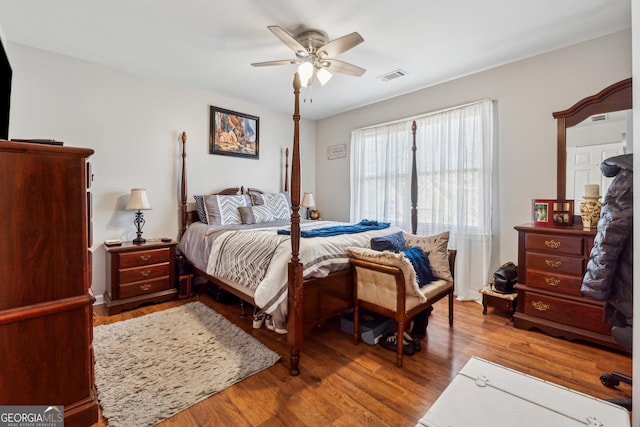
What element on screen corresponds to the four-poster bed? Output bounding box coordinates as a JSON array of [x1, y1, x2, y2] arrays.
[[177, 74, 425, 375]]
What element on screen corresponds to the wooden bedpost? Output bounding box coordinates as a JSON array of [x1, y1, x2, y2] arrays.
[[180, 131, 188, 239], [284, 147, 289, 192], [287, 73, 303, 376], [410, 121, 418, 234]]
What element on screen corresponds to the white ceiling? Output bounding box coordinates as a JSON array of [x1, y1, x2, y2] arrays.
[[0, 0, 631, 120]]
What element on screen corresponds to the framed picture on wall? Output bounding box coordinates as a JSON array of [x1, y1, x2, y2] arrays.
[[209, 106, 259, 159]]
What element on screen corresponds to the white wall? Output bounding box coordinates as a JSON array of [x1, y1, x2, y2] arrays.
[[7, 42, 316, 303], [316, 29, 631, 274]]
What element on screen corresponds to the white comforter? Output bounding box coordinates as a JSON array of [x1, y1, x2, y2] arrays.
[[178, 220, 403, 323]]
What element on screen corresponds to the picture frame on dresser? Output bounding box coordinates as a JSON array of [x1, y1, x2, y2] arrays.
[[532, 199, 574, 226]]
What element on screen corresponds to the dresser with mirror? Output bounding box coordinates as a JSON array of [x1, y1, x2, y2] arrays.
[[513, 78, 632, 350]]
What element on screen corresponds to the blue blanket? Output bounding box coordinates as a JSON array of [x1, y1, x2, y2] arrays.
[[277, 219, 390, 238]]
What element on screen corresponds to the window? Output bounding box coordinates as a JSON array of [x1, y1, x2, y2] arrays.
[[350, 99, 496, 300]]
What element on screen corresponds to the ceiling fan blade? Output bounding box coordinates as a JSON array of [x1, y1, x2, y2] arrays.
[[317, 32, 364, 58], [267, 25, 309, 58], [324, 59, 366, 77], [251, 59, 300, 67]]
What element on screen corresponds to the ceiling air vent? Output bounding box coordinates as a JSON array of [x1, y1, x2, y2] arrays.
[[591, 114, 607, 122], [378, 69, 408, 82]]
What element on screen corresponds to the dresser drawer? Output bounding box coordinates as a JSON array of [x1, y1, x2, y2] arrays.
[[525, 252, 584, 276], [119, 262, 170, 284], [119, 248, 171, 268], [521, 292, 611, 335], [525, 234, 584, 256], [119, 276, 172, 299], [524, 270, 583, 296]]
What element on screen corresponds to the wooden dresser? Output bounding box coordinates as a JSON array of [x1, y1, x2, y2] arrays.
[[0, 141, 99, 425], [513, 223, 620, 350], [104, 240, 177, 314]]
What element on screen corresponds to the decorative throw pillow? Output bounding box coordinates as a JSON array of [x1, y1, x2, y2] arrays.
[[252, 205, 275, 223], [403, 246, 435, 287], [238, 206, 255, 224], [203, 194, 248, 225], [249, 191, 264, 206], [260, 193, 291, 220], [238, 205, 274, 224], [403, 231, 452, 282], [371, 231, 407, 253], [193, 195, 208, 224]]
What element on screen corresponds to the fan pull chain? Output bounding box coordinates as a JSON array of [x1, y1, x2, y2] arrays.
[[303, 85, 313, 103]]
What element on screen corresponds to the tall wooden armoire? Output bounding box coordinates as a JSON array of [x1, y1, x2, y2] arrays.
[[0, 140, 99, 426]]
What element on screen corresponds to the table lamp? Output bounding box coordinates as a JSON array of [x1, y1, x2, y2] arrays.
[[126, 188, 151, 243], [301, 192, 315, 220]]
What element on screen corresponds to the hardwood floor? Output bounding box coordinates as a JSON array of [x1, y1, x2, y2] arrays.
[[92, 289, 632, 426]]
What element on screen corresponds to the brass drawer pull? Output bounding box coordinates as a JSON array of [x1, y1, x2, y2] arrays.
[[531, 300, 550, 311], [139, 255, 152, 261], [544, 239, 561, 249], [139, 283, 151, 291], [545, 277, 560, 286], [545, 259, 562, 269], [140, 269, 151, 277]]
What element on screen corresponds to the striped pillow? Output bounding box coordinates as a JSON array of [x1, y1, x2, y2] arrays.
[[203, 194, 249, 225], [261, 193, 291, 220], [238, 205, 274, 224], [252, 205, 275, 223], [193, 195, 208, 224]]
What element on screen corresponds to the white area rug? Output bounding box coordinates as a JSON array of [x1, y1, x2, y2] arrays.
[[93, 302, 280, 427]]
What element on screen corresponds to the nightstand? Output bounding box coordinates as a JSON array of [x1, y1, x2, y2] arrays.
[[104, 240, 178, 315]]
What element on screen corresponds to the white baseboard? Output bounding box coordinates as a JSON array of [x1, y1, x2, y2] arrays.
[[93, 293, 105, 306]]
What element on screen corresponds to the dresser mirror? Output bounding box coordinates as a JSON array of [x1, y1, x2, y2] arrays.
[[553, 78, 632, 206]]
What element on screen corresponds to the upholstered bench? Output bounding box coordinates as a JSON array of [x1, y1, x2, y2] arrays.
[[347, 245, 456, 367]]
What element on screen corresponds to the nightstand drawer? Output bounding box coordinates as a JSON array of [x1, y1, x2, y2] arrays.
[[525, 252, 584, 276], [119, 262, 170, 284], [521, 292, 610, 335], [525, 234, 584, 256], [119, 276, 172, 299], [119, 248, 171, 268]]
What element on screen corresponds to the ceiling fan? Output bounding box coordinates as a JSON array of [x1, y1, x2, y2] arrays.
[[251, 25, 365, 87]]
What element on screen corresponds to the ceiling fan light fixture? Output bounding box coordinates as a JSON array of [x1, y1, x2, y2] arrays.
[[298, 61, 314, 87], [254, 25, 365, 87], [316, 67, 332, 85]]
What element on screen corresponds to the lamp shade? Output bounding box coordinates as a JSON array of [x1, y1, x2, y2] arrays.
[[301, 192, 315, 208], [125, 188, 151, 211], [316, 67, 332, 85], [298, 62, 314, 87]]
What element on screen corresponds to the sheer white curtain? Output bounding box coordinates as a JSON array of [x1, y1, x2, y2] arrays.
[[350, 100, 497, 300]]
